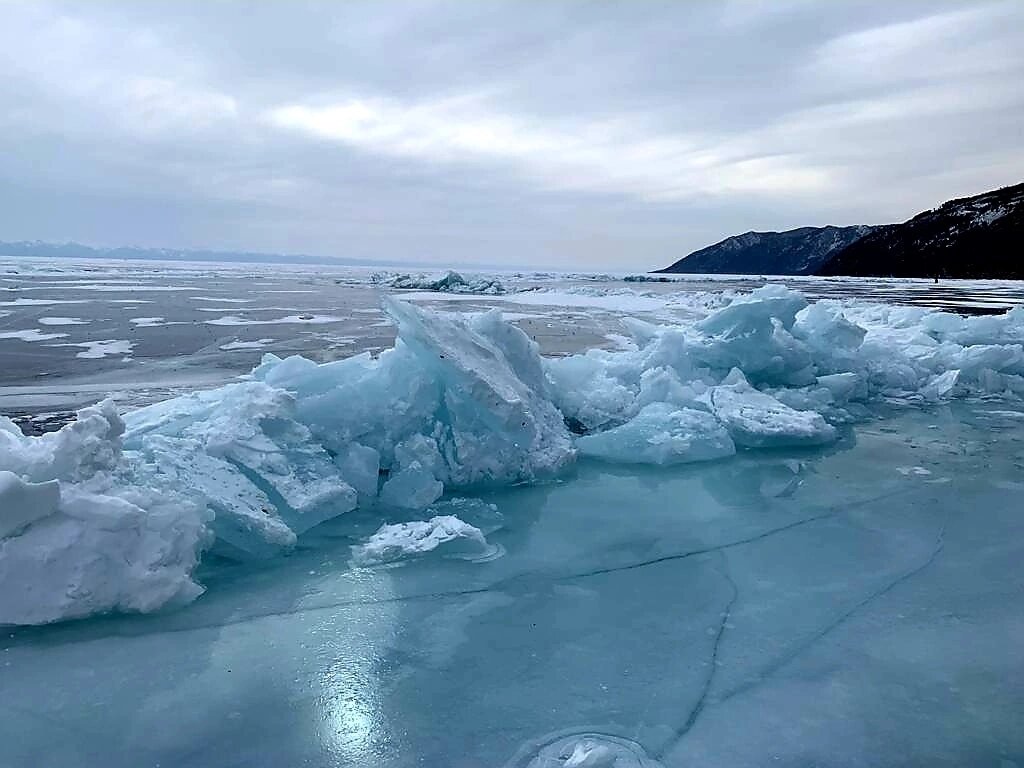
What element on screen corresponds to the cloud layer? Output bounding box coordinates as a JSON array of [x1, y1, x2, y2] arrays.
[[2, 0, 1022, 268]]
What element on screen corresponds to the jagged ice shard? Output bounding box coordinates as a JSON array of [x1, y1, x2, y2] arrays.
[[3, 283, 1024, 766]]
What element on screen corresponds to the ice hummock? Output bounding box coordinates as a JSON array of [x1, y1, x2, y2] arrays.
[[371, 269, 506, 295], [3, 286, 1024, 625]]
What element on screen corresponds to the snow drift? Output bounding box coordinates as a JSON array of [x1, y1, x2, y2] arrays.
[[3, 286, 1024, 625]]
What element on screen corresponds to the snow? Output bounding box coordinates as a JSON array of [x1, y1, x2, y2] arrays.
[[129, 316, 167, 327], [0, 297, 89, 306], [57, 339, 136, 359], [0, 402, 208, 625], [350, 515, 493, 565], [37, 316, 88, 325], [219, 338, 275, 350], [204, 313, 347, 326], [0, 329, 69, 342]]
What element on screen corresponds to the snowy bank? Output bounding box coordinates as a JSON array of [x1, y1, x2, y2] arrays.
[[3, 286, 1024, 625]]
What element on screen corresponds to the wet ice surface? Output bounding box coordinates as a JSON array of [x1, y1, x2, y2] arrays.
[[3, 258, 1024, 767], [3, 403, 1023, 767]]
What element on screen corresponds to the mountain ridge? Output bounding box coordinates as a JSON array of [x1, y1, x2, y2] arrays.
[[656, 224, 877, 276], [817, 182, 1024, 279]]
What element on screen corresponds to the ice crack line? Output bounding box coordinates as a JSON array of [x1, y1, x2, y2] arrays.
[[654, 555, 739, 760], [559, 487, 912, 583], [649, 525, 945, 762], [559, 512, 835, 583], [717, 525, 947, 708]]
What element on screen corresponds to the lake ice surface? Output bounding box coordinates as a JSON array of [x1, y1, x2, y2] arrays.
[[1, 259, 1023, 767]]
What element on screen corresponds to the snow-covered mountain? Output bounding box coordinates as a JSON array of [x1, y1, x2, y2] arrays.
[[656, 225, 876, 276], [818, 182, 1024, 278]]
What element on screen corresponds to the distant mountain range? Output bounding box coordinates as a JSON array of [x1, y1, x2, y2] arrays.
[[0, 240, 375, 267], [656, 225, 876, 276], [658, 182, 1023, 279], [818, 182, 1024, 279]]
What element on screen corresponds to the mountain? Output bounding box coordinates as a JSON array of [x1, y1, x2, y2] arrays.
[[656, 225, 876, 276], [817, 182, 1024, 279], [0, 240, 378, 267]]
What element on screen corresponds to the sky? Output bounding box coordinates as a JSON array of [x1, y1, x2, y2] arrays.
[[1, 1, 1023, 270]]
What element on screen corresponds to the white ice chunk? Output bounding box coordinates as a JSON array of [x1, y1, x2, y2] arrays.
[[577, 403, 735, 465], [351, 515, 492, 566], [0, 485, 207, 626]]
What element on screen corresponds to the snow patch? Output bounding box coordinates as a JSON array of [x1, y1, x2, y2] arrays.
[[38, 316, 88, 326], [205, 314, 347, 326], [219, 338, 275, 351], [0, 329, 69, 342]]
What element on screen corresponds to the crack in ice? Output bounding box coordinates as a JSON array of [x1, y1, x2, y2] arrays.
[[654, 555, 739, 760]]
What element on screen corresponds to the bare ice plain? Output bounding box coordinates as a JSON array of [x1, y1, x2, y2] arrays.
[[1, 258, 1023, 768]]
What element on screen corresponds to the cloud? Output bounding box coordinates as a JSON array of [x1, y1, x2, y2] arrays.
[[0, 0, 1022, 267], [268, 95, 833, 202]]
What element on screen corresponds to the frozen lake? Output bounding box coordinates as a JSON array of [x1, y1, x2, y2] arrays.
[[2, 258, 1023, 767], [3, 257, 1023, 428]]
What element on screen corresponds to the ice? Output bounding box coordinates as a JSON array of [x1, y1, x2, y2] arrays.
[[372, 269, 506, 295], [0, 401, 209, 625], [576, 403, 735, 465], [708, 373, 837, 448], [3, 285, 1024, 636], [507, 733, 664, 767], [0, 471, 60, 538], [350, 515, 493, 566], [380, 463, 444, 509]]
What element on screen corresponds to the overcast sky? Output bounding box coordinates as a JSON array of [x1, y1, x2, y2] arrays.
[[1, 1, 1022, 269]]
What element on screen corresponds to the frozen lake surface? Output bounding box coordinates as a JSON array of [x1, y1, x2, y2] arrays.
[[4, 257, 1024, 426], [2, 258, 1023, 767]]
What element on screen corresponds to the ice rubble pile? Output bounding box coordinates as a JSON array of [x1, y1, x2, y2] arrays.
[[371, 269, 506, 295], [550, 285, 1024, 463], [0, 297, 571, 624], [3, 286, 1024, 625]]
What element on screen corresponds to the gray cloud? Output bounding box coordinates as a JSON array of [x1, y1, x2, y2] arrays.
[[1, 0, 1022, 268]]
